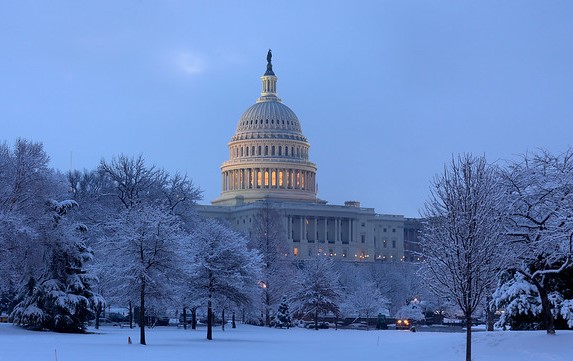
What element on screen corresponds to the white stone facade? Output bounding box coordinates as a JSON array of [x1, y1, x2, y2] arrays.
[[201, 52, 409, 262]]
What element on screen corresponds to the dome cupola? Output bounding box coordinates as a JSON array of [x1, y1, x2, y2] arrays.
[[212, 50, 320, 206]]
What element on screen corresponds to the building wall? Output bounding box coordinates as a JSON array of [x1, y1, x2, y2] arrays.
[[197, 201, 405, 263]]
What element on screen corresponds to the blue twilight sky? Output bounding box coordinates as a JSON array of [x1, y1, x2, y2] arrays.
[[1, 1, 572, 217]]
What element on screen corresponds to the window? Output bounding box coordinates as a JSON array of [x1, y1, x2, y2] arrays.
[[361, 222, 365, 227], [392, 228, 396, 233], [383, 240, 387, 248], [383, 228, 387, 232], [361, 235, 365, 243], [293, 247, 298, 257], [392, 240, 396, 248]]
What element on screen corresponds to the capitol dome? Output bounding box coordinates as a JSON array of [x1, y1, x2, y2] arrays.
[[212, 50, 320, 206]]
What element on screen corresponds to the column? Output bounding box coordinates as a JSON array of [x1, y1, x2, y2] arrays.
[[334, 218, 338, 243], [314, 217, 318, 242]]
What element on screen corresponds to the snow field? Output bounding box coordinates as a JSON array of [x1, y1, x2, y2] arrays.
[[1, 323, 572, 361]]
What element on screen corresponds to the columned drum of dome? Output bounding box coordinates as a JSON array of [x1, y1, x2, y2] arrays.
[[212, 51, 321, 206]]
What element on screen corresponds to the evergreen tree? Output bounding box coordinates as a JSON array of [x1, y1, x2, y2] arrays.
[[274, 296, 291, 328], [11, 200, 104, 332]]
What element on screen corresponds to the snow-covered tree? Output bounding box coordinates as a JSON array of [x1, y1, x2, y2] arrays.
[[274, 296, 291, 328], [93, 155, 201, 344], [188, 218, 262, 340], [0, 139, 57, 296], [344, 281, 389, 330], [394, 299, 425, 323], [496, 149, 573, 334], [101, 204, 186, 344], [11, 200, 103, 332], [248, 201, 295, 326], [422, 154, 507, 361], [291, 257, 343, 330]]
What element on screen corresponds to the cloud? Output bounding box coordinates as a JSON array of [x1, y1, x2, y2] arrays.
[[174, 51, 205, 75]]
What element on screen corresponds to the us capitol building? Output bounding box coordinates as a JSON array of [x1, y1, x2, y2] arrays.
[[198, 51, 420, 262]]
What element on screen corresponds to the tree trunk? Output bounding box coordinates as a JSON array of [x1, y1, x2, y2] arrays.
[[95, 305, 101, 330], [486, 295, 495, 332], [183, 306, 187, 330], [221, 309, 225, 331], [128, 300, 133, 329], [265, 289, 271, 327], [191, 308, 197, 330], [536, 281, 556, 335], [207, 299, 213, 340], [232, 312, 236, 328], [314, 309, 319, 330], [140, 283, 146, 345], [465, 313, 472, 361]]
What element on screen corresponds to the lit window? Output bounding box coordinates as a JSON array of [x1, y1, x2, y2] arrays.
[[293, 247, 298, 256]]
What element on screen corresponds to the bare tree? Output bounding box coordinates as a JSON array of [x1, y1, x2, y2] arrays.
[[189, 218, 262, 340], [102, 204, 186, 344], [249, 201, 294, 326], [343, 280, 389, 330], [421, 154, 506, 361], [291, 257, 343, 330], [95, 155, 200, 344]]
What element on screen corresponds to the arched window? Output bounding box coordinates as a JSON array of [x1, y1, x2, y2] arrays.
[[278, 146, 282, 156], [240, 147, 243, 157], [265, 146, 269, 155], [285, 147, 289, 156], [246, 147, 249, 156], [271, 146, 275, 156], [258, 146, 262, 156]]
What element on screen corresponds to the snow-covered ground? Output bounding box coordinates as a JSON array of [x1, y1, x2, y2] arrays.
[[0, 323, 571, 361]]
